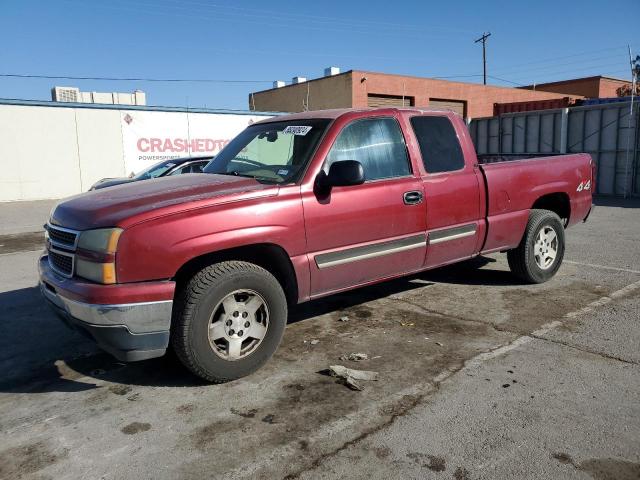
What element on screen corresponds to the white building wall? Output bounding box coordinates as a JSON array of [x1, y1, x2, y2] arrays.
[[75, 108, 126, 190], [0, 102, 273, 202], [0, 105, 82, 201]]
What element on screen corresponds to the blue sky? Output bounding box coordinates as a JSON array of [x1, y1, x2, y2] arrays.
[[1, 0, 637, 110]]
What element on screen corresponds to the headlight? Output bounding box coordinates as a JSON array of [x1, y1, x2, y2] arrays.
[[76, 228, 122, 284], [78, 228, 122, 254]]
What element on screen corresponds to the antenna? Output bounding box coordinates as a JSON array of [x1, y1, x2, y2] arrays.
[[474, 32, 492, 85]]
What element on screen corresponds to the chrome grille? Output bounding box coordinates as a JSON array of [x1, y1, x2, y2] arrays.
[[46, 224, 79, 249], [48, 248, 74, 277], [46, 223, 79, 277]]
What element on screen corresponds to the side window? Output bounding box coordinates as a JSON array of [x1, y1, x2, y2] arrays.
[[410, 116, 465, 174], [191, 162, 205, 173], [325, 118, 410, 181], [168, 164, 192, 176]]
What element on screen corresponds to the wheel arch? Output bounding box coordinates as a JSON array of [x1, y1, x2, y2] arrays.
[[531, 192, 571, 226], [173, 243, 299, 306]]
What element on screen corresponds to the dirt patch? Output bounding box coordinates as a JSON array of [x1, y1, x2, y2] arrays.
[[0, 231, 44, 254], [407, 452, 446, 472], [121, 422, 151, 435], [501, 281, 606, 333], [579, 458, 640, 480], [453, 466, 471, 479], [552, 452, 574, 464], [109, 384, 132, 396], [177, 404, 194, 414], [192, 419, 251, 450], [373, 446, 391, 459], [230, 408, 257, 418], [552, 453, 640, 480], [0, 440, 68, 479]]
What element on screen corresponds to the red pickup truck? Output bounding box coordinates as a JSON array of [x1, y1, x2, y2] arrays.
[[40, 107, 593, 382]]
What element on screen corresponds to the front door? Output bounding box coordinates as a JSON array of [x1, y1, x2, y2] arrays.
[[302, 116, 427, 297]]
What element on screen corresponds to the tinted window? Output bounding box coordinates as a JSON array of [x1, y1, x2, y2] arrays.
[[191, 162, 206, 173], [325, 118, 410, 181], [410, 116, 465, 173]]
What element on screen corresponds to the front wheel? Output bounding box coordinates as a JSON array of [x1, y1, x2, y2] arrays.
[[171, 261, 287, 383], [507, 209, 565, 284]]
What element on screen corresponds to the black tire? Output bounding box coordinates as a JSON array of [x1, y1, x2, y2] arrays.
[[507, 209, 565, 284], [171, 261, 287, 383]]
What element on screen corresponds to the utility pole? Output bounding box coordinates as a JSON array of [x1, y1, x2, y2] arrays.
[[475, 32, 491, 85], [623, 45, 639, 198]]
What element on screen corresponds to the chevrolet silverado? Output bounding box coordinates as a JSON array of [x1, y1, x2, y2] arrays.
[[39, 107, 594, 382]]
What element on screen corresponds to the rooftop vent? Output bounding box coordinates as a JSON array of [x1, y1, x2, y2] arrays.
[[324, 66, 340, 77], [292, 76, 307, 84], [273, 80, 286, 88], [52, 86, 80, 102]]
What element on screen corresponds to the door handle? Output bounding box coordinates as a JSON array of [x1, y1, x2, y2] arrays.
[[403, 191, 423, 205]]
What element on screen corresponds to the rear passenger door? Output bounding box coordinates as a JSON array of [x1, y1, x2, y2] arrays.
[[410, 115, 482, 268], [303, 116, 427, 296]]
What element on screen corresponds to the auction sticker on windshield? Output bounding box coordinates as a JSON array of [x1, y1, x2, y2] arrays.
[[283, 126, 312, 136]]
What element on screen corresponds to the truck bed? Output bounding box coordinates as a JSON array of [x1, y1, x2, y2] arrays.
[[478, 153, 593, 253]]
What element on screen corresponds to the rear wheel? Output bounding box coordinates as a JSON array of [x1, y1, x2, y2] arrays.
[[171, 261, 287, 383], [507, 209, 565, 284]]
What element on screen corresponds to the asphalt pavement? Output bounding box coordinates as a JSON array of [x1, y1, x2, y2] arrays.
[[0, 199, 638, 480]]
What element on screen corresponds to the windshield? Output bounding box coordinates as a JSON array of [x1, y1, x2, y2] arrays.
[[134, 159, 180, 180], [204, 119, 331, 184]]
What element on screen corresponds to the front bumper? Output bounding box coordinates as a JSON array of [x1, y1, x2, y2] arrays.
[[39, 255, 174, 362]]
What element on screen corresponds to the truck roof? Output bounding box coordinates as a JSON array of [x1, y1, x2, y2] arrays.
[[254, 107, 458, 124]]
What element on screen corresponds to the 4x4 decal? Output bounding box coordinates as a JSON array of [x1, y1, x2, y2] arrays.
[[577, 180, 591, 192]]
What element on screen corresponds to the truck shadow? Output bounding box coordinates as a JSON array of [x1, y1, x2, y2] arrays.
[[0, 255, 514, 392]]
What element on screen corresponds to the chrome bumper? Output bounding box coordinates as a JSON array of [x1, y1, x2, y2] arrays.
[[40, 282, 172, 362], [40, 282, 173, 334]]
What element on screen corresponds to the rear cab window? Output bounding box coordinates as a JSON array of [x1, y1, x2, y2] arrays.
[[410, 116, 465, 174]]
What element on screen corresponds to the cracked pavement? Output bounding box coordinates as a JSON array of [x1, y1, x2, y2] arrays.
[[0, 198, 639, 479]]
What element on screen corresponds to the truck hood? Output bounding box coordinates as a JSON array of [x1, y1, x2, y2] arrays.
[[51, 174, 278, 230]]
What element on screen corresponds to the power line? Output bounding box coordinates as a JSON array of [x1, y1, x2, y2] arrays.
[[504, 61, 631, 82], [57, 0, 460, 40], [144, 0, 470, 33], [491, 52, 628, 77], [493, 45, 627, 70], [487, 76, 525, 86], [0, 74, 272, 84]]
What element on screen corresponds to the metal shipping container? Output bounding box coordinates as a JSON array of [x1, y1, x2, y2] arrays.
[[493, 97, 573, 116], [469, 101, 639, 197]]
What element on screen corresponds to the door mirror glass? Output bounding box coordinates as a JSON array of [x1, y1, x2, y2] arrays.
[[317, 160, 365, 190]]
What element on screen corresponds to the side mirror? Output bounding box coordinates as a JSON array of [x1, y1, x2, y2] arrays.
[[316, 160, 365, 191]]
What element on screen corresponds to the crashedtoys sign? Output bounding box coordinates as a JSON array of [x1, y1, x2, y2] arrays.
[[121, 110, 271, 175]]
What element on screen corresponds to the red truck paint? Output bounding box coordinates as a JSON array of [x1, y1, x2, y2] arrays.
[[40, 107, 593, 363]]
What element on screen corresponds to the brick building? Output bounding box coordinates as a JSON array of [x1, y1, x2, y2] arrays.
[[249, 69, 581, 118], [520, 75, 631, 98]]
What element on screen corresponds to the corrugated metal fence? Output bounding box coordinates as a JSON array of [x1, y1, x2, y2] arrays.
[[469, 101, 640, 196]]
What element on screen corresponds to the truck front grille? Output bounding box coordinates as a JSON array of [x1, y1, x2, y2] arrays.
[[48, 248, 74, 277], [46, 224, 79, 249], [46, 223, 79, 278]]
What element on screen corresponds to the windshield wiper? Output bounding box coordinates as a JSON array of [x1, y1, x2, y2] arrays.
[[212, 171, 276, 184]]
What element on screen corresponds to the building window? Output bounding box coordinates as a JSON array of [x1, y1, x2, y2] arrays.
[[367, 94, 414, 108], [325, 118, 411, 181]]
